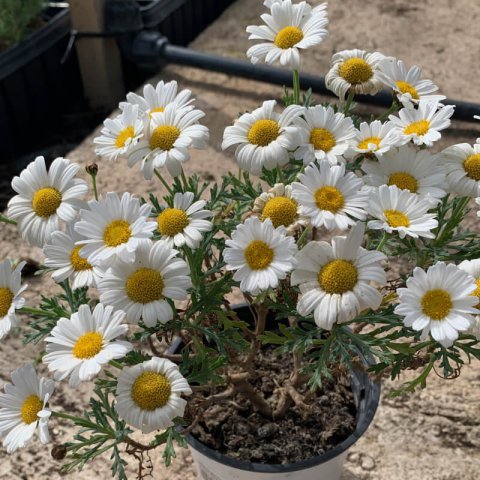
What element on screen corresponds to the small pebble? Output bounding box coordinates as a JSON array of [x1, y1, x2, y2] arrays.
[[360, 454, 376, 471]]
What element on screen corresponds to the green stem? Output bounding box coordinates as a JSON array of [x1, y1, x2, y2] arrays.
[[377, 101, 398, 121], [154, 169, 173, 196], [90, 174, 98, 201], [292, 69, 301, 105], [0, 214, 16, 225], [61, 279, 75, 311], [376, 232, 388, 251], [19, 306, 65, 319], [52, 412, 113, 437], [343, 90, 355, 115], [276, 165, 286, 183], [109, 359, 123, 369], [181, 169, 189, 192]]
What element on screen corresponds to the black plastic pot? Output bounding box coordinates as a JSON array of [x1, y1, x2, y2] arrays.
[[174, 304, 381, 479], [0, 6, 85, 167]]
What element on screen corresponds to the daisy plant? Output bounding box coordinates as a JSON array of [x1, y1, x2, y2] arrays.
[[1, 1, 480, 479]]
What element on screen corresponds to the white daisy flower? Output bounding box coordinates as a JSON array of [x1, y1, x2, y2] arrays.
[[43, 303, 132, 388], [389, 100, 454, 147], [246, 0, 328, 69], [251, 183, 309, 234], [121, 80, 193, 118], [7, 156, 88, 247], [367, 185, 438, 239], [0, 364, 54, 453], [74, 192, 157, 267], [458, 259, 480, 339], [127, 104, 209, 179], [0, 259, 27, 340], [347, 120, 401, 157], [441, 143, 480, 197], [43, 222, 103, 290], [291, 223, 386, 329], [94, 103, 144, 161], [362, 145, 447, 204], [157, 192, 213, 249], [291, 161, 369, 231], [222, 100, 304, 175], [377, 58, 446, 109], [224, 216, 297, 295], [293, 105, 356, 165], [395, 262, 477, 348], [325, 49, 386, 101], [115, 357, 192, 433], [98, 241, 191, 327]]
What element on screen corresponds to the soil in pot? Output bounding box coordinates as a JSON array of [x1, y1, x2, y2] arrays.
[[190, 346, 357, 464]]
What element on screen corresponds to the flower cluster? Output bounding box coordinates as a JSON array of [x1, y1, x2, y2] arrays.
[[0, 0, 479, 477]]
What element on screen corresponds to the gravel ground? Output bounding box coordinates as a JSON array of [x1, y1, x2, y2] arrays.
[[1, 0, 480, 479]]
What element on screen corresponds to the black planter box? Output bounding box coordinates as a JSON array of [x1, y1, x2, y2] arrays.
[[0, 7, 85, 167]]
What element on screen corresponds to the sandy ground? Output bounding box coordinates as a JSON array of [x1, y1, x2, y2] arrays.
[[1, 0, 480, 478]]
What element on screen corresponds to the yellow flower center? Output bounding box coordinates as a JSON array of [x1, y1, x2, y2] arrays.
[[274, 26, 304, 49], [115, 126, 135, 148], [338, 57, 373, 84], [131, 371, 171, 410], [72, 331, 103, 359], [384, 209, 410, 228], [157, 208, 189, 236], [21, 395, 43, 425], [247, 119, 280, 147], [32, 187, 62, 218], [387, 172, 418, 193], [244, 240, 274, 270], [149, 106, 165, 117], [357, 136, 382, 151], [396, 81, 419, 100], [103, 220, 132, 247], [404, 119, 430, 136], [261, 196, 298, 228], [0, 287, 14, 317], [310, 128, 336, 152], [318, 259, 358, 294], [472, 278, 480, 309], [421, 289, 452, 320], [463, 154, 480, 181], [70, 245, 92, 271], [125, 268, 164, 304], [150, 125, 181, 151], [314, 186, 344, 213]]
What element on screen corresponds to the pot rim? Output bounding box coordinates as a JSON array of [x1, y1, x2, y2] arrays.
[[184, 304, 381, 473]]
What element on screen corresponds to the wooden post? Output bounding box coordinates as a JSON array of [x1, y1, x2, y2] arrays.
[[69, 0, 125, 110]]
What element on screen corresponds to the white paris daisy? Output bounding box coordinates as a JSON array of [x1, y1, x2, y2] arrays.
[[441, 143, 480, 197], [389, 100, 454, 147], [94, 103, 144, 161], [156, 192, 213, 249], [325, 49, 386, 101], [347, 120, 401, 157], [291, 223, 386, 329], [251, 183, 309, 234], [224, 216, 297, 295], [0, 259, 27, 340], [293, 105, 356, 165], [458, 259, 480, 337], [121, 80, 193, 117], [367, 185, 438, 239], [362, 145, 447, 204], [75, 192, 157, 267], [44, 223, 103, 290], [43, 303, 132, 388], [377, 58, 446, 109], [7, 156, 88, 247], [395, 262, 477, 348], [291, 161, 369, 231], [115, 357, 192, 433], [0, 364, 55, 453], [98, 241, 191, 327], [246, 0, 328, 69], [127, 104, 209, 179], [222, 100, 304, 175]]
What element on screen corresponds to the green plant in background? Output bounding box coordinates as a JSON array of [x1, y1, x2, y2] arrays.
[[0, 0, 44, 50]]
